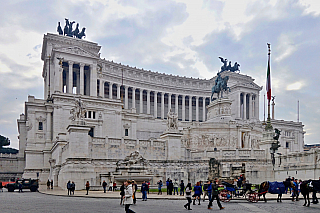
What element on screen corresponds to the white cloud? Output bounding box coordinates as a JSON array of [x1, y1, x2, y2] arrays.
[[299, 0, 320, 16], [275, 34, 298, 62], [286, 81, 303, 90]]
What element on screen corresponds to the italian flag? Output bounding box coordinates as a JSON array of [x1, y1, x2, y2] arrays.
[[266, 58, 271, 101]]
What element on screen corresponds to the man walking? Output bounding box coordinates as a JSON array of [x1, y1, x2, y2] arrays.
[[173, 179, 179, 195], [141, 181, 148, 201], [67, 180, 72, 195], [102, 180, 107, 193], [132, 180, 138, 204], [180, 180, 185, 196], [208, 178, 224, 210]]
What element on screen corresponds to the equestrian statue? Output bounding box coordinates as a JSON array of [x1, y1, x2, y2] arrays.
[[211, 72, 231, 101], [57, 18, 86, 39]]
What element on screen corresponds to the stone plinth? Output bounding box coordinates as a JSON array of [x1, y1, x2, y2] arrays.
[[260, 129, 275, 160], [160, 131, 183, 160], [67, 124, 91, 158], [206, 98, 232, 122]]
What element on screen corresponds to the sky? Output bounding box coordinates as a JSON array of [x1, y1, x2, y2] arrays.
[[1, 0, 320, 149]]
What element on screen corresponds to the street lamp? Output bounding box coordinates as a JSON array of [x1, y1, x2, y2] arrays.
[[270, 128, 281, 168]]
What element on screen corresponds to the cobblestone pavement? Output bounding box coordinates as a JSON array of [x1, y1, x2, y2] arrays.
[[1, 191, 320, 213]]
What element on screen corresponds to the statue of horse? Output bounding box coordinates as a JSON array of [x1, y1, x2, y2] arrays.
[[57, 22, 63, 35], [77, 27, 86, 39], [72, 23, 80, 38], [230, 62, 240, 72], [211, 75, 230, 100], [67, 21, 75, 37], [64, 18, 69, 36]]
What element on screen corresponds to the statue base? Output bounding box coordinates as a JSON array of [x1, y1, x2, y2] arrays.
[[206, 98, 232, 122]]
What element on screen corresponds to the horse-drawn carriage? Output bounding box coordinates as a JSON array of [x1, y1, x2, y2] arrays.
[[219, 182, 260, 203]]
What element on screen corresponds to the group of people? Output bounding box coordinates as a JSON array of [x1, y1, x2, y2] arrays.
[[184, 178, 225, 210], [165, 178, 185, 195], [46, 179, 53, 190], [120, 180, 138, 205], [66, 180, 76, 195]]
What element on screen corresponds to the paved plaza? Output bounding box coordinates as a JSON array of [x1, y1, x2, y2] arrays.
[[1, 189, 320, 213]]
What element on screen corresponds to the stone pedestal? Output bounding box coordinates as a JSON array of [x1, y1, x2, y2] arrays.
[[260, 129, 274, 160], [206, 98, 232, 122], [160, 131, 183, 160], [67, 124, 91, 158]]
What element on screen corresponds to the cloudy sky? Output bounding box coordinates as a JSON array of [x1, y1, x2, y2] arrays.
[[1, 0, 320, 149]]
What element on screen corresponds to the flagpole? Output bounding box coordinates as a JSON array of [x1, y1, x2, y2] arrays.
[[266, 43, 273, 130]]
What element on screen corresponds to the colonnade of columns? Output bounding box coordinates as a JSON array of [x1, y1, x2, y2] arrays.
[[60, 61, 94, 96], [99, 81, 210, 122], [239, 92, 258, 120]]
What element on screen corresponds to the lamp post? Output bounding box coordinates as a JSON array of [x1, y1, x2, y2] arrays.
[[270, 128, 281, 168]]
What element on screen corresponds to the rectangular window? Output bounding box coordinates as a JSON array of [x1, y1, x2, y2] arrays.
[[93, 111, 96, 119], [38, 122, 43, 130], [125, 129, 129, 136], [88, 111, 92, 118], [286, 142, 290, 148]]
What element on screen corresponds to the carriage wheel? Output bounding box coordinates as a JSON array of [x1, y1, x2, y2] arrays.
[[249, 192, 259, 203]]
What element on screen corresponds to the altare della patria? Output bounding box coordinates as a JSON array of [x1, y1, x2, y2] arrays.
[[1, 19, 319, 190]]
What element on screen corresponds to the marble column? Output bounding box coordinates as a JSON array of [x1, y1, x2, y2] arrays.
[[124, 86, 129, 109], [132, 88, 136, 109], [90, 64, 97, 97], [249, 94, 252, 119], [109, 82, 113, 99], [68, 61, 74, 93], [161, 92, 165, 119], [196, 96, 199, 121], [147, 90, 151, 114], [117, 84, 120, 99], [238, 93, 241, 118], [202, 97, 206, 122], [80, 63, 84, 95], [76, 70, 80, 94], [182, 95, 185, 121], [99, 80, 104, 97], [256, 93, 260, 119], [175, 95, 178, 114], [243, 93, 247, 120], [189, 96, 192, 121], [154, 91, 158, 118], [140, 89, 143, 114], [168, 93, 172, 111]]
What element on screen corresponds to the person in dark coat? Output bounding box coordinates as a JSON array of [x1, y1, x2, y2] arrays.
[[120, 183, 125, 205], [141, 181, 148, 201], [102, 180, 107, 193], [85, 181, 90, 195], [67, 180, 71, 195], [180, 180, 185, 196], [169, 180, 173, 195], [47, 180, 50, 189], [208, 178, 224, 210], [50, 180, 53, 189], [71, 181, 75, 195], [166, 178, 170, 195], [132, 180, 138, 204]]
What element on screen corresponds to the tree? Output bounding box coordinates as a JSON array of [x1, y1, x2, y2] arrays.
[[0, 135, 10, 148]]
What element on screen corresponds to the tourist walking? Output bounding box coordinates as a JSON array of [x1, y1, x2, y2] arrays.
[[193, 182, 202, 205], [184, 183, 192, 210], [102, 180, 107, 193], [50, 180, 53, 189], [67, 180, 72, 195], [203, 182, 208, 201], [292, 179, 298, 201], [147, 181, 150, 194], [141, 181, 148, 201], [108, 181, 113, 191], [113, 181, 117, 191], [166, 178, 170, 195], [173, 179, 179, 195], [132, 180, 138, 204], [85, 181, 90, 195], [0, 182, 3, 192], [47, 179, 51, 189], [208, 178, 224, 210], [180, 180, 185, 196], [123, 180, 135, 213], [71, 181, 75, 195], [120, 183, 125, 205], [157, 180, 163, 195]]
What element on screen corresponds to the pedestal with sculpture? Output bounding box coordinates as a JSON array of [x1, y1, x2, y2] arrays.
[[160, 109, 184, 160]]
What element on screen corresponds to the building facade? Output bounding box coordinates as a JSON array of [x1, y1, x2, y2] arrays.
[[14, 33, 313, 189]]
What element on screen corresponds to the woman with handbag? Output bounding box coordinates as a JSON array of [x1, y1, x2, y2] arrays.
[[184, 183, 192, 210], [123, 180, 135, 213]]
